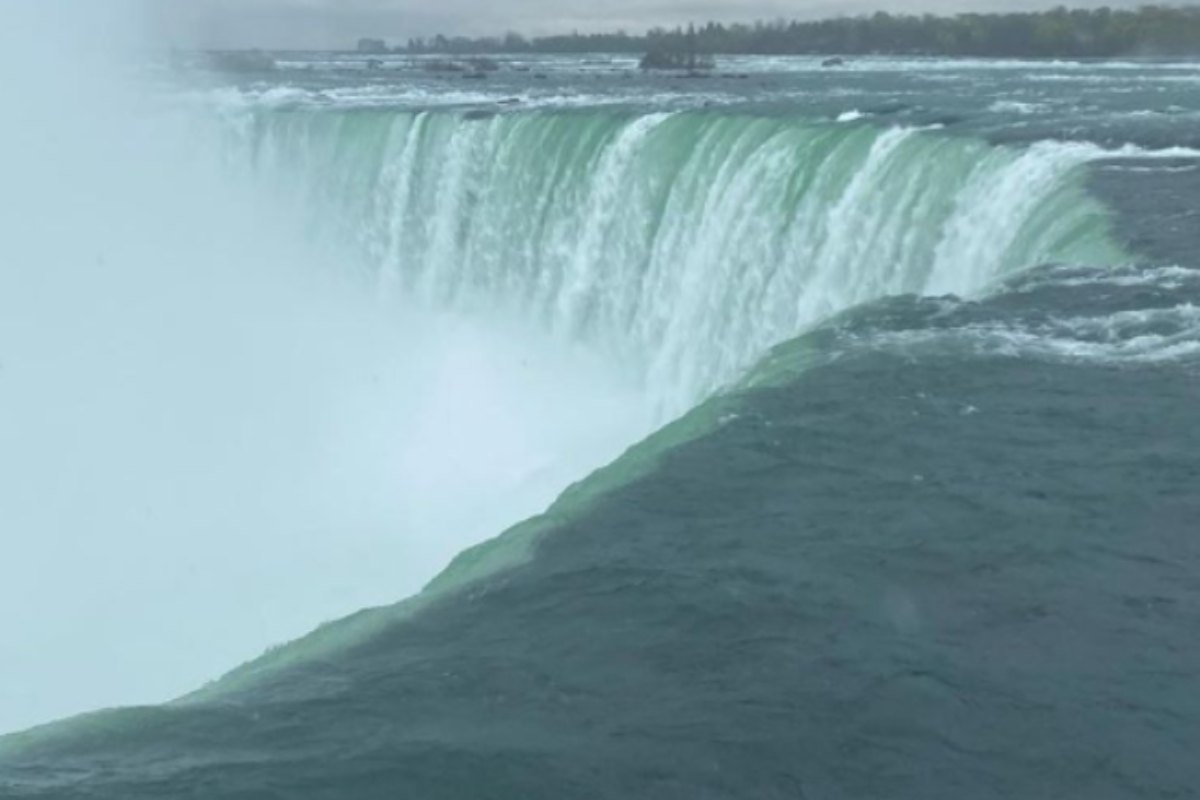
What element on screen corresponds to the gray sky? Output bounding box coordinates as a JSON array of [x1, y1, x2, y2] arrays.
[[143, 0, 1146, 49]]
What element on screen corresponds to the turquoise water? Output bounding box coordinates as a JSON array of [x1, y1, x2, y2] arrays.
[[234, 108, 1121, 412]]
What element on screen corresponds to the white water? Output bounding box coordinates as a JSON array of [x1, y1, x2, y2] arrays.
[[239, 109, 1120, 415], [0, 5, 652, 736]]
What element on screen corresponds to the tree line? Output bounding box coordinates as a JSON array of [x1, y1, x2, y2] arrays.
[[376, 6, 1200, 59]]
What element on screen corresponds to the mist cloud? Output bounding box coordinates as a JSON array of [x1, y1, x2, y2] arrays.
[[0, 0, 651, 735]]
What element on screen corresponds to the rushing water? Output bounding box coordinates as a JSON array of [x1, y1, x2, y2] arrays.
[[3, 39, 1200, 799], [231, 109, 1120, 413]]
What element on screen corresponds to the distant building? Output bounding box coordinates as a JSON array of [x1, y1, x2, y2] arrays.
[[357, 38, 389, 55]]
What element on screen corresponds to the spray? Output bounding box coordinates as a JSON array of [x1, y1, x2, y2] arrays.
[[0, 2, 652, 735]]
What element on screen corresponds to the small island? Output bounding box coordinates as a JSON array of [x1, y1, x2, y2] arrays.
[[639, 24, 716, 72]]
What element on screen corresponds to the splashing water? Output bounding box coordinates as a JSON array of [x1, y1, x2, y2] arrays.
[[235, 109, 1122, 413]]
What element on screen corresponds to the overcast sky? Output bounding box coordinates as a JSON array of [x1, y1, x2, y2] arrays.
[[142, 0, 1151, 49]]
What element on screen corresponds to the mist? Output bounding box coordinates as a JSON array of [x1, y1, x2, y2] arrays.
[[0, 1, 652, 735]]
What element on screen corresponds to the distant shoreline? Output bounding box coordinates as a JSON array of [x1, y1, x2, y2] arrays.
[[243, 51, 1200, 62], [333, 7, 1200, 61]]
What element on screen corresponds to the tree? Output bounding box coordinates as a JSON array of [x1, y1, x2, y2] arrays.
[[393, 7, 1200, 59]]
